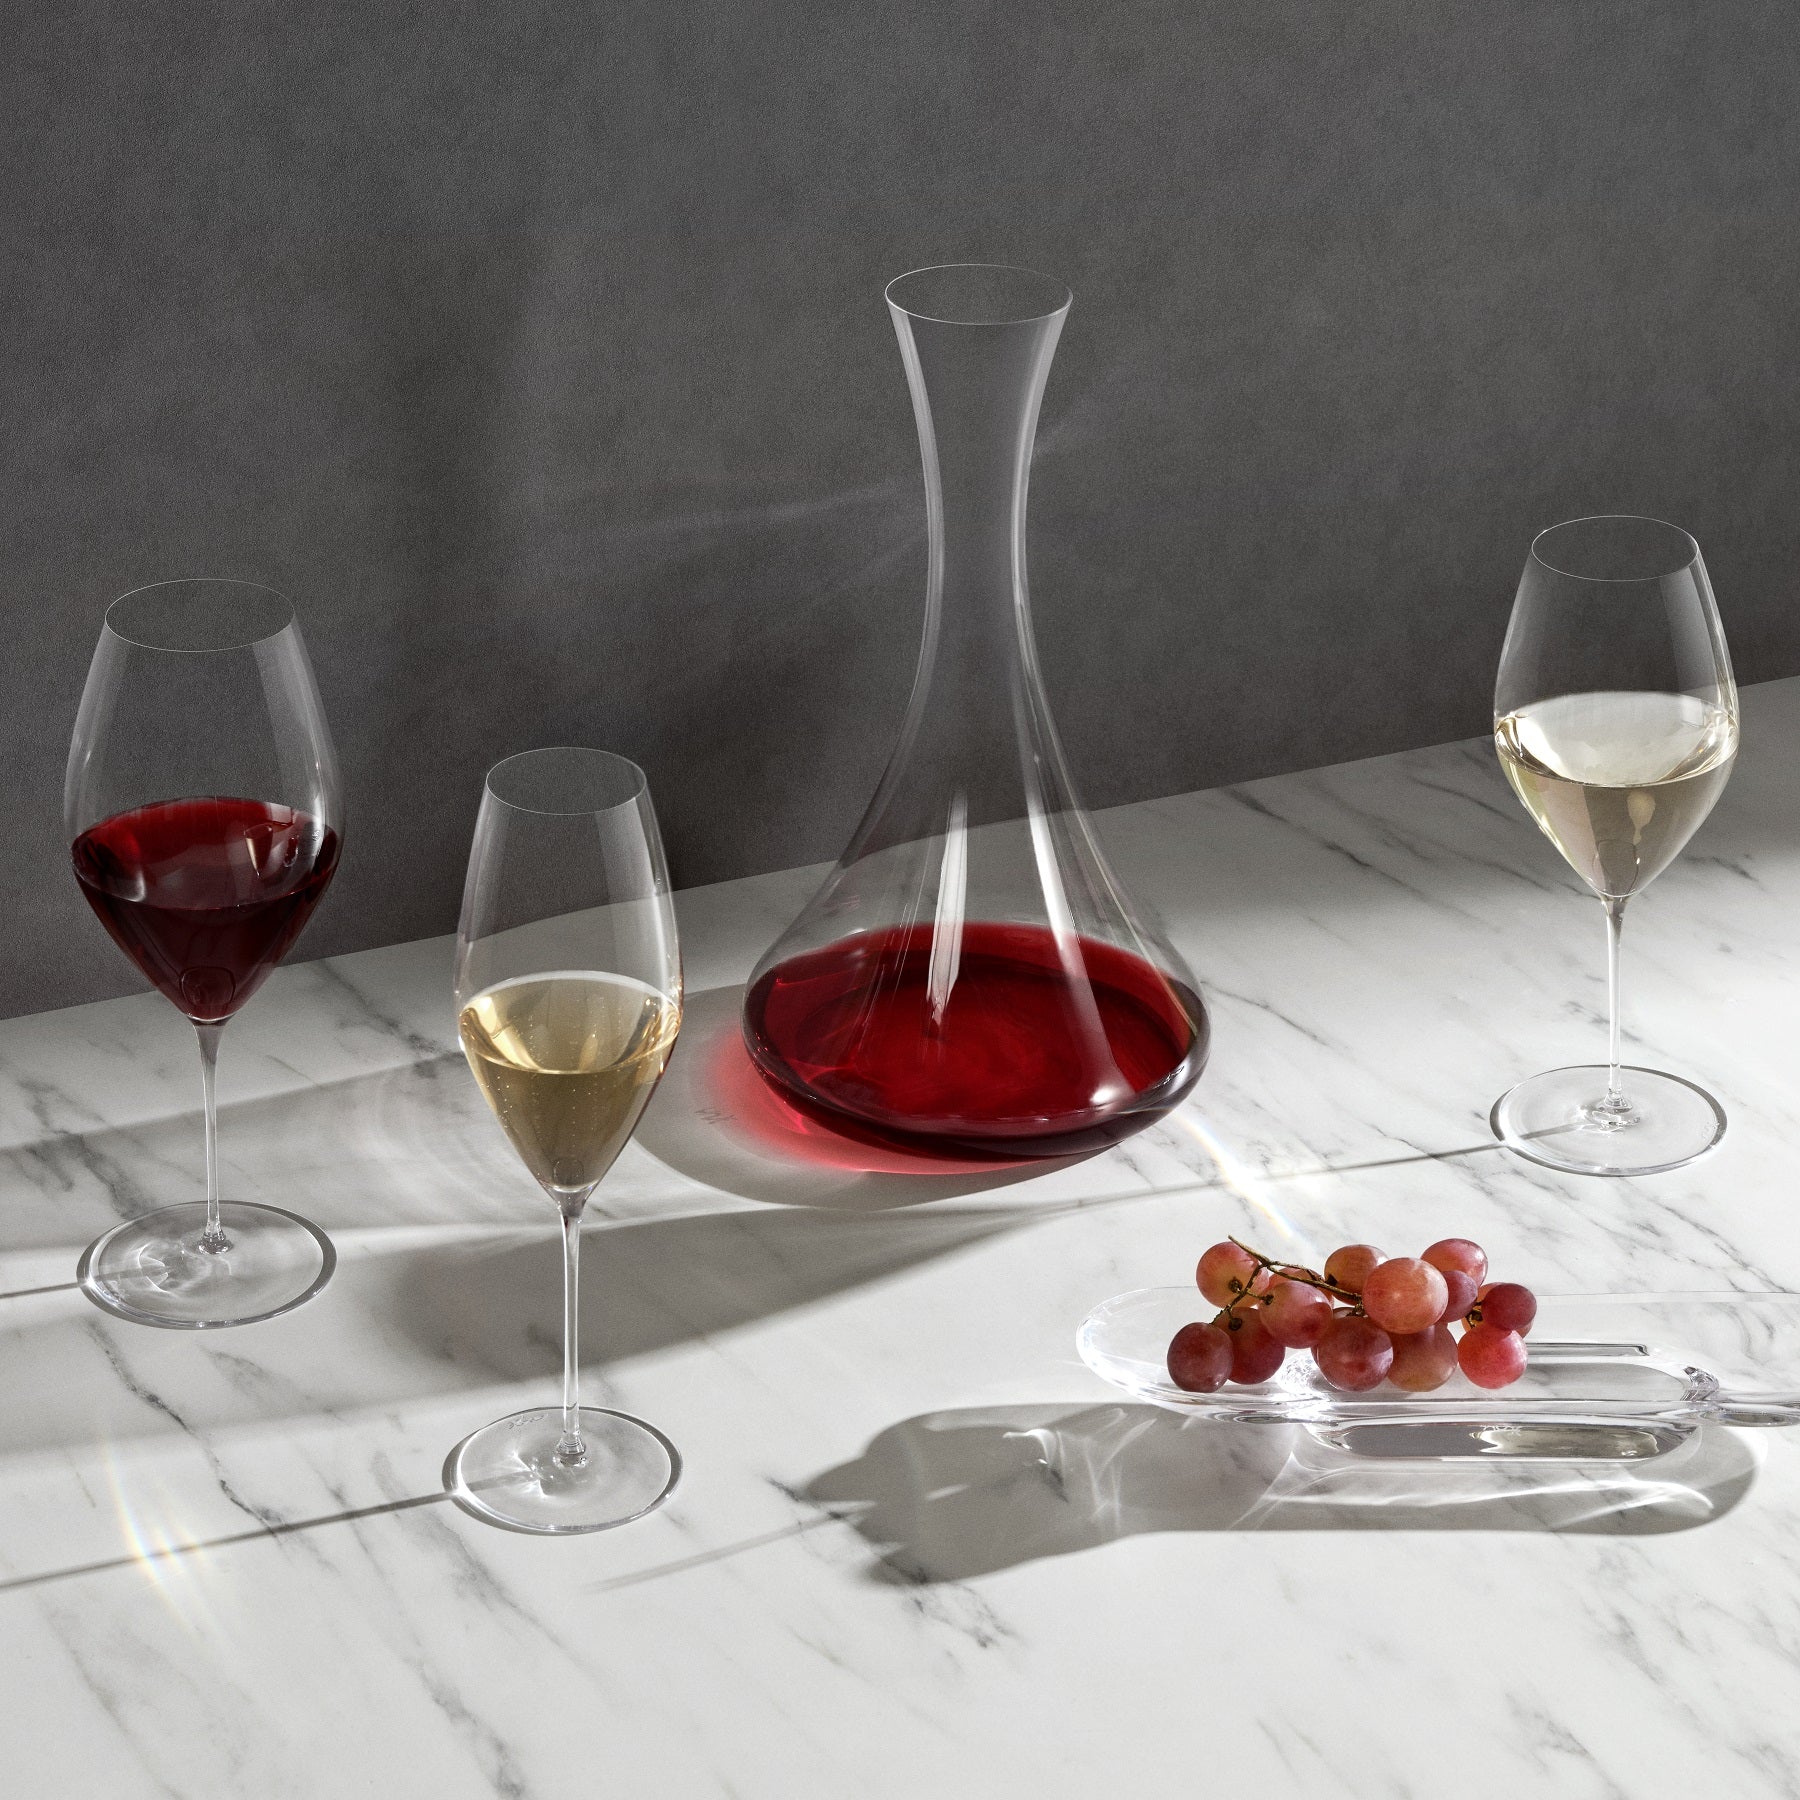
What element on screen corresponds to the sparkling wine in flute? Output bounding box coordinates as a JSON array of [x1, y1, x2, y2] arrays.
[[459, 973, 680, 1195], [1494, 691, 1737, 900], [445, 746, 684, 1536], [1489, 515, 1737, 1178]]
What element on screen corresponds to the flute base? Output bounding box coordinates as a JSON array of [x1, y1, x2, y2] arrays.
[[444, 1408, 681, 1536], [1491, 1064, 1726, 1177], [77, 1201, 335, 1328]]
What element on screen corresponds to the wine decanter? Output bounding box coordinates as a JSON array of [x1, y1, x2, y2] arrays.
[[743, 265, 1208, 1159]]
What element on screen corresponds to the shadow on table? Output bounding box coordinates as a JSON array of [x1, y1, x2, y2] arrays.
[[0, 1202, 1051, 1455], [0, 1049, 520, 1252], [808, 1404, 1761, 1581], [0, 1492, 452, 1595], [634, 985, 1076, 1211], [379, 1202, 1039, 1382], [0, 976, 1057, 1257]]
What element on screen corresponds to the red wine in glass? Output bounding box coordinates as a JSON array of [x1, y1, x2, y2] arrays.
[[65, 579, 343, 1329], [73, 797, 340, 1023], [743, 922, 1208, 1159]]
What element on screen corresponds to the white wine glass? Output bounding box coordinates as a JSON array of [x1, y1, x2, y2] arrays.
[[1492, 515, 1737, 1176], [445, 748, 683, 1534]]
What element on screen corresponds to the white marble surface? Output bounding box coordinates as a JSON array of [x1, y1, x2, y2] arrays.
[[6, 681, 1800, 1797]]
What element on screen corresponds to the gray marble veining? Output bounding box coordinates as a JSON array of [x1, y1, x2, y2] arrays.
[[5, 685, 1800, 1795]]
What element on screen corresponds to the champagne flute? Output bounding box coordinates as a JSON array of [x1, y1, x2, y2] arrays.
[[445, 748, 683, 1534], [66, 580, 343, 1325], [1492, 516, 1737, 1176]]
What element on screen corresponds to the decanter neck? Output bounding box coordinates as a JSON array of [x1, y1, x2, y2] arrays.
[[894, 302, 1066, 658], [885, 281, 1071, 830]]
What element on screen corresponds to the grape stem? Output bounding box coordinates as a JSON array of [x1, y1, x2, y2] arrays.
[[1226, 1236, 1366, 1316]]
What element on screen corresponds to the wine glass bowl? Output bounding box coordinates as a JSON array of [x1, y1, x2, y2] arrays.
[[1491, 517, 1737, 1176], [445, 747, 684, 1535], [65, 580, 342, 1327]]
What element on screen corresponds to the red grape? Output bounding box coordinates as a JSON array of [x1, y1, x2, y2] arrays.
[[1361, 1257, 1449, 1335], [1458, 1323, 1528, 1388], [1421, 1237, 1488, 1285], [1197, 1242, 1258, 1308], [1312, 1315, 1394, 1391], [1167, 1322, 1234, 1393], [1323, 1244, 1383, 1294], [1262, 1275, 1332, 1349], [1388, 1324, 1459, 1392], [1475, 1282, 1537, 1337], [1225, 1311, 1287, 1385], [1437, 1268, 1479, 1324]]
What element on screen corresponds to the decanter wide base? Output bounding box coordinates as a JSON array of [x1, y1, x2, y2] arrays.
[[742, 922, 1208, 1162]]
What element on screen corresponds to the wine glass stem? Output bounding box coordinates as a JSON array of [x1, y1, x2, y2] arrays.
[[556, 1201, 589, 1467], [195, 1021, 229, 1253], [1602, 896, 1627, 1111]]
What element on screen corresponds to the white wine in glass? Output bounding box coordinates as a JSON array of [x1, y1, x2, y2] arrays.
[[1491, 517, 1737, 1176], [1494, 692, 1736, 901], [445, 749, 683, 1535]]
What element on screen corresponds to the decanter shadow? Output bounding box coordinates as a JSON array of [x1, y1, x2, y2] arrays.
[[808, 1404, 1761, 1583], [379, 1204, 1046, 1390]]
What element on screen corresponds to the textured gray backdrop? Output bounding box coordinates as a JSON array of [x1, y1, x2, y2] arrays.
[[6, 1, 1799, 1017]]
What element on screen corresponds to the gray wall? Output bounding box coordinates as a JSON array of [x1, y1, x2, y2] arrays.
[[6, 1, 1799, 1018]]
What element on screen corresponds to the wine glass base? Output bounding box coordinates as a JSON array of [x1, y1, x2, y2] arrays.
[[443, 1408, 681, 1536], [76, 1201, 336, 1329], [1491, 1065, 1726, 1177]]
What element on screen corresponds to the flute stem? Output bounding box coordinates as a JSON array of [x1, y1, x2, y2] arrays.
[[555, 1201, 589, 1467]]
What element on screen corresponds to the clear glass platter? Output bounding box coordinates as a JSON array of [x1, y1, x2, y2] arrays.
[[1077, 1289, 1800, 1460]]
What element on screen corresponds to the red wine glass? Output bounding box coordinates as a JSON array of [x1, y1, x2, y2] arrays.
[[65, 581, 343, 1326]]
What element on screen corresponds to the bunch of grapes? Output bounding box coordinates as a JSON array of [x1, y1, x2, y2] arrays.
[[1165, 1236, 1537, 1396]]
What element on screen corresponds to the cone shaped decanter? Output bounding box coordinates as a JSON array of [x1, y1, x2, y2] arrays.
[[742, 265, 1209, 1159]]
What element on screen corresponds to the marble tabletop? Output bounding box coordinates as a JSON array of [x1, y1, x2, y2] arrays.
[[6, 680, 1800, 1798]]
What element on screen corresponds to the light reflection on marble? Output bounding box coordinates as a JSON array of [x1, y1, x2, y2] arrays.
[[4, 683, 1800, 1793]]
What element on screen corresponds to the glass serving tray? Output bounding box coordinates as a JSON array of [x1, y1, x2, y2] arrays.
[[1077, 1289, 1800, 1460]]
